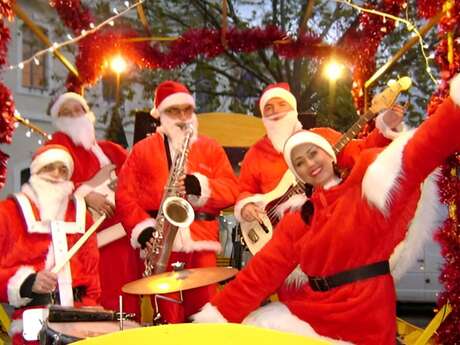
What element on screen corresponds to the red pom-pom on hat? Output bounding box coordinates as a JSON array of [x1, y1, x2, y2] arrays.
[[150, 80, 195, 118], [259, 82, 297, 114]]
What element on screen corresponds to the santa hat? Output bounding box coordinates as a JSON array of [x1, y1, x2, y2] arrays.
[[30, 145, 74, 178], [50, 92, 90, 118], [283, 128, 340, 182], [259, 82, 297, 114], [150, 80, 195, 119]]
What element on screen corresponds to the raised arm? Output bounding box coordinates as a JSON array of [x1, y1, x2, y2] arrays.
[[363, 79, 460, 218], [194, 213, 304, 323]]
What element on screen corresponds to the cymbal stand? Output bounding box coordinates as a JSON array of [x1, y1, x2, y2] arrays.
[[119, 295, 123, 330], [153, 291, 184, 325]]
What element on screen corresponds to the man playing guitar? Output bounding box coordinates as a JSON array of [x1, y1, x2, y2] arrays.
[[47, 93, 140, 316], [236, 82, 406, 296]]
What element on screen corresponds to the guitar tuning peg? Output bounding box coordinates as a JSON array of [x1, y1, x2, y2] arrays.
[[398, 76, 412, 91]]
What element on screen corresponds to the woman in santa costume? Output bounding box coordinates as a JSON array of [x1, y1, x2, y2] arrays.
[[116, 80, 239, 323], [0, 145, 100, 345], [236, 82, 406, 301], [47, 93, 140, 316], [192, 77, 460, 344]]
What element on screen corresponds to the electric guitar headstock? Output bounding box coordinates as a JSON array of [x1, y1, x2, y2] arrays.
[[368, 76, 412, 117], [334, 76, 412, 154]]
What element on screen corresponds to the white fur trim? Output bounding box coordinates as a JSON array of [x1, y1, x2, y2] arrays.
[[234, 194, 266, 222], [390, 169, 448, 281], [90, 144, 111, 167], [30, 148, 74, 177], [284, 131, 337, 183], [283, 265, 309, 288], [74, 183, 94, 198], [151, 92, 195, 119], [450, 73, 460, 106], [7, 266, 35, 307], [375, 112, 406, 140], [187, 173, 210, 208], [362, 129, 415, 215], [243, 302, 353, 344], [131, 218, 156, 249], [172, 226, 222, 253], [275, 194, 308, 219], [50, 92, 89, 118], [73, 195, 86, 232], [9, 319, 23, 336], [259, 88, 297, 114], [191, 302, 228, 323]]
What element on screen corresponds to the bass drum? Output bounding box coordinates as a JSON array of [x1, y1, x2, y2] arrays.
[[39, 320, 139, 344]]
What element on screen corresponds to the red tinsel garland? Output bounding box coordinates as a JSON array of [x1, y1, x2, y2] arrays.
[[64, 25, 341, 92], [339, 0, 406, 113], [0, 0, 14, 20], [0, 1, 15, 190], [425, 0, 460, 342], [49, 0, 93, 35]]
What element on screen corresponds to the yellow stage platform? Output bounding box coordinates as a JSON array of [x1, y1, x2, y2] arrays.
[[74, 323, 332, 345]]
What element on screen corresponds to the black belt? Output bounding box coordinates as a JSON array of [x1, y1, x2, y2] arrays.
[[307, 261, 390, 292], [148, 210, 217, 221], [25, 286, 86, 307]]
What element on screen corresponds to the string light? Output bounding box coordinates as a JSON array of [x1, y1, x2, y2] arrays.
[[13, 111, 52, 140], [2, 0, 145, 73], [335, 0, 438, 84]]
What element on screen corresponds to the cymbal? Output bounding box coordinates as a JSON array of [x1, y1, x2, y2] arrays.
[[122, 267, 238, 295]]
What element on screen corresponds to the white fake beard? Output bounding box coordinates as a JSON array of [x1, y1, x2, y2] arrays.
[[28, 174, 74, 221], [53, 112, 96, 150], [159, 113, 199, 153], [263, 110, 301, 153]]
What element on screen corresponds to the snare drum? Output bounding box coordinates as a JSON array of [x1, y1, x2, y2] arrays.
[[39, 320, 139, 344]]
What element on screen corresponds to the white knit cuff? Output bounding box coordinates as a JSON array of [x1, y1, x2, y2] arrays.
[[130, 218, 156, 249], [7, 266, 35, 307], [187, 172, 210, 208]]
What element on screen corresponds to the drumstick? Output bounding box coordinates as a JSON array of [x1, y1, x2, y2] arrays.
[[51, 215, 106, 274]]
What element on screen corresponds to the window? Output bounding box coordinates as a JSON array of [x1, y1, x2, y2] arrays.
[[20, 168, 30, 186], [21, 24, 48, 90]]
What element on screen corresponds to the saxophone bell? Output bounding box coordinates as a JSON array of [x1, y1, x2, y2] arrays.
[[162, 196, 195, 228]]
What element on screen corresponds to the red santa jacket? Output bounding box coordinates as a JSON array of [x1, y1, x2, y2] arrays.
[[116, 132, 239, 252], [47, 132, 128, 243], [0, 195, 100, 308], [205, 97, 460, 344], [47, 132, 127, 189]]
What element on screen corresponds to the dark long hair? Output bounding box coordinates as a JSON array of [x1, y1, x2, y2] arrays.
[[300, 162, 343, 224]]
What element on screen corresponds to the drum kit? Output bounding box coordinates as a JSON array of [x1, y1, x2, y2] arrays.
[[36, 266, 238, 344]]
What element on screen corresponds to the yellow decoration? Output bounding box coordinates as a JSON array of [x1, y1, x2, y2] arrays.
[[449, 166, 458, 222], [0, 304, 10, 334], [444, 0, 455, 66], [73, 323, 332, 345], [397, 303, 452, 345], [197, 113, 265, 148], [140, 296, 154, 324]]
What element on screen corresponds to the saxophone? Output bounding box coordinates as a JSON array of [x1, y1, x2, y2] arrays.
[[143, 123, 195, 276]]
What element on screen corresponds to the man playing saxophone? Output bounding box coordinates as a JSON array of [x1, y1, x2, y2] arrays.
[[116, 80, 239, 323]]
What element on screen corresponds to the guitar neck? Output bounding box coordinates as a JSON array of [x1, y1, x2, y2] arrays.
[[333, 109, 376, 155]]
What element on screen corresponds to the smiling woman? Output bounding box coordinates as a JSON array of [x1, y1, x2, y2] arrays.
[[192, 76, 460, 344]]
